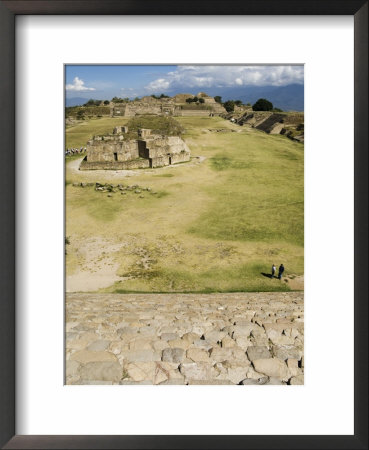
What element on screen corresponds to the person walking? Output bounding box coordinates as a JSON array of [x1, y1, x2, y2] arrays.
[[271, 264, 276, 278], [278, 264, 285, 280]]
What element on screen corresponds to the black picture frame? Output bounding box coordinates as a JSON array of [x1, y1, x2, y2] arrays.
[[0, 1, 367, 449]]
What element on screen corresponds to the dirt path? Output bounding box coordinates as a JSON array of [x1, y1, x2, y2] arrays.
[[66, 237, 122, 292], [284, 275, 304, 290]]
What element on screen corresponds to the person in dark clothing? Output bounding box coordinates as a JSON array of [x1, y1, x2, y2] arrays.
[[271, 264, 276, 278], [278, 264, 285, 280]]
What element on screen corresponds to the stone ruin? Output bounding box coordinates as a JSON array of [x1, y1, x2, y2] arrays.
[[222, 110, 305, 142], [111, 92, 226, 117], [79, 126, 191, 170]]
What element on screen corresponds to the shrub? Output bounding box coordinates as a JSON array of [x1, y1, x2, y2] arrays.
[[111, 96, 129, 103], [84, 99, 102, 106]]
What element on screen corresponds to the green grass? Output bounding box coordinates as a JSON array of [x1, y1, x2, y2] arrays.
[[66, 115, 304, 292], [154, 173, 175, 178], [127, 115, 183, 136], [65, 117, 130, 150], [105, 262, 291, 293], [184, 123, 304, 247]]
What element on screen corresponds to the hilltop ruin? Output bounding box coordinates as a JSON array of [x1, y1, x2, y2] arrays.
[[80, 126, 191, 170], [111, 92, 226, 117]]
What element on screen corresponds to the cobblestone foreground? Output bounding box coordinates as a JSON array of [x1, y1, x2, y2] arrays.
[[66, 292, 304, 385]]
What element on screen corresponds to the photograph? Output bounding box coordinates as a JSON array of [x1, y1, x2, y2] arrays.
[[65, 64, 304, 386]]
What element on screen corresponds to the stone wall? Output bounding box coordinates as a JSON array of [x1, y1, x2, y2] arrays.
[[111, 104, 127, 116], [170, 151, 191, 164], [178, 110, 212, 117], [124, 104, 163, 116], [86, 140, 139, 162], [151, 156, 170, 168], [80, 158, 150, 171]]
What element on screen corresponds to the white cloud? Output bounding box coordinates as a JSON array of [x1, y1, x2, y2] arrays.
[[144, 65, 304, 92], [66, 77, 96, 91], [146, 78, 171, 91]]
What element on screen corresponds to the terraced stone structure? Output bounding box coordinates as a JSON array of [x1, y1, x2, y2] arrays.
[[223, 110, 304, 142], [80, 127, 191, 170], [66, 292, 304, 385], [111, 92, 226, 117]]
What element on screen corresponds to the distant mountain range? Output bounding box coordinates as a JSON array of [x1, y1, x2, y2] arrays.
[[202, 84, 304, 112], [65, 97, 90, 107], [66, 84, 304, 111]]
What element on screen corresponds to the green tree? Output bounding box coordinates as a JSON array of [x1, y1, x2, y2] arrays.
[[252, 98, 273, 111], [223, 100, 235, 112], [103, 100, 110, 105], [234, 100, 243, 106], [185, 97, 194, 103], [214, 96, 222, 104], [111, 97, 122, 103], [199, 98, 205, 104]]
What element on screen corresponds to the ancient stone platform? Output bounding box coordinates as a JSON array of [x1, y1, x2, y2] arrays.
[[66, 292, 304, 385]]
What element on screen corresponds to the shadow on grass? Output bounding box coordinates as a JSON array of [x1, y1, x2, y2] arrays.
[[261, 272, 274, 279]]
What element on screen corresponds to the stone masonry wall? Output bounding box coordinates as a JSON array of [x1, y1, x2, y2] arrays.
[[178, 110, 213, 117], [87, 140, 139, 162], [80, 159, 150, 171], [171, 152, 191, 164], [151, 156, 170, 168]]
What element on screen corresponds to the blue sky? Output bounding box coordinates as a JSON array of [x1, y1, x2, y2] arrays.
[[65, 65, 304, 100]]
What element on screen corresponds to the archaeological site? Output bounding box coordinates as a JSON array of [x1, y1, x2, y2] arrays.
[[80, 126, 191, 170], [111, 92, 226, 117]]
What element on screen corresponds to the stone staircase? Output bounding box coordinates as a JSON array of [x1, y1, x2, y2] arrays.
[[66, 292, 304, 385]]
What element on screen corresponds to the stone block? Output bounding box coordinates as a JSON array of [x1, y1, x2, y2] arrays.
[[187, 348, 210, 362], [70, 350, 118, 364], [86, 340, 111, 352], [80, 361, 123, 382], [246, 346, 271, 361], [179, 362, 215, 381], [123, 349, 161, 363], [253, 358, 289, 380], [162, 348, 185, 364], [290, 374, 304, 385]]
